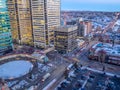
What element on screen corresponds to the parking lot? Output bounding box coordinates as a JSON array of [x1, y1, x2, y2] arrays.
[[56, 66, 120, 90]]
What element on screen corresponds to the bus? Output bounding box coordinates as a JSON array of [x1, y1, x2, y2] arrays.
[[42, 73, 51, 82]]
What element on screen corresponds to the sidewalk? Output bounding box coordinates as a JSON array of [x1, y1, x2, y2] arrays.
[[80, 59, 120, 76], [81, 66, 120, 78]]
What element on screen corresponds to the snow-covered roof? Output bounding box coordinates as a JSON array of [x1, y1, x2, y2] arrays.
[[92, 43, 120, 56]]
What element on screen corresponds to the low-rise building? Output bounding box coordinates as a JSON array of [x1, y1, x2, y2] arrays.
[[54, 25, 78, 54], [89, 43, 120, 65]]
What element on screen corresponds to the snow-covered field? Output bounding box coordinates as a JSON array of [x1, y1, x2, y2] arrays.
[[0, 60, 33, 79]]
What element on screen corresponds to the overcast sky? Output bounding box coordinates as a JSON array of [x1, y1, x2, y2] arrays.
[[61, 0, 120, 11]]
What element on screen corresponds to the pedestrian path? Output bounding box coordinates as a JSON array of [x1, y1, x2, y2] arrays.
[[0, 54, 34, 61]]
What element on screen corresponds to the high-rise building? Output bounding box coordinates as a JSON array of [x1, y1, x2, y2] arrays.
[[31, 0, 60, 48], [7, 0, 33, 45], [84, 21, 92, 36], [54, 25, 78, 54], [8, 0, 60, 48], [77, 21, 84, 37], [77, 19, 92, 37], [0, 0, 13, 55]]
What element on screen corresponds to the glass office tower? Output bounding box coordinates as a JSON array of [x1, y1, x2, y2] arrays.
[[31, 0, 60, 48], [7, 0, 60, 48], [0, 0, 13, 55], [7, 0, 33, 45]]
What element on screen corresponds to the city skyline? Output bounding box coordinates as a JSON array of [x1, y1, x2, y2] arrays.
[[0, 0, 120, 90], [61, 0, 120, 12]]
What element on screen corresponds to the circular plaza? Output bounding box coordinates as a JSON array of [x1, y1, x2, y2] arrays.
[[0, 54, 36, 81], [0, 54, 53, 90], [0, 60, 33, 79]]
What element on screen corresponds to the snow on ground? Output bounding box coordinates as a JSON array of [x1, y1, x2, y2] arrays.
[[115, 20, 120, 25], [18, 80, 28, 86], [37, 63, 52, 74], [0, 60, 33, 79], [7, 81, 18, 87], [68, 71, 76, 78], [113, 20, 120, 32], [11, 80, 29, 90]]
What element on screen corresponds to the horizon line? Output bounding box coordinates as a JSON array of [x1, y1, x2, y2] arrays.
[[61, 10, 120, 12]]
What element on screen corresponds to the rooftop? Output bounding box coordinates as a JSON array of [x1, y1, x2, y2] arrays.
[[92, 43, 120, 56], [55, 25, 78, 32]]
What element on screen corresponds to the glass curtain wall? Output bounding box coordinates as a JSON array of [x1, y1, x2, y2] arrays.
[[0, 0, 13, 55]]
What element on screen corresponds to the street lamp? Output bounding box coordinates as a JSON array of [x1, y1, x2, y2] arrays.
[[98, 49, 106, 73], [112, 32, 116, 47]]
